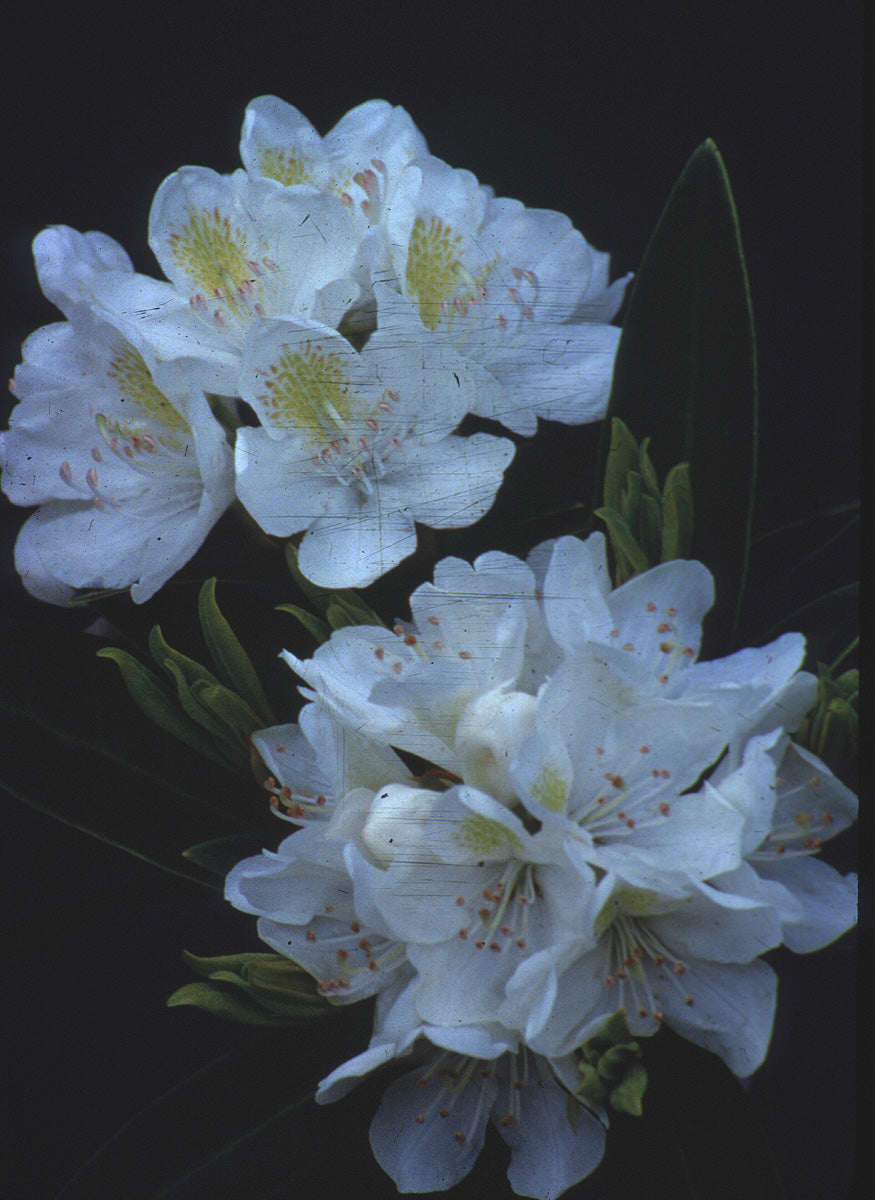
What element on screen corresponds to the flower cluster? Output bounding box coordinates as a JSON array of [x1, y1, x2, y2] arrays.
[[1, 98, 628, 599], [226, 533, 857, 1196]]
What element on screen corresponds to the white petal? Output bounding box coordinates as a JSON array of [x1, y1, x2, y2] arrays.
[[497, 1060, 606, 1200], [540, 533, 613, 653], [298, 501, 418, 588], [234, 426, 338, 537], [33, 225, 133, 317], [381, 433, 515, 530], [369, 1063, 497, 1192], [756, 856, 857, 953], [483, 320, 621, 430], [655, 957, 777, 1077]]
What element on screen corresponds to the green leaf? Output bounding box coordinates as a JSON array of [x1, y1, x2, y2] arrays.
[[161, 660, 245, 764], [178, 951, 334, 1021], [96, 647, 220, 763], [275, 602, 331, 644], [594, 506, 651, 580], [194, 682, 264, 743], [149, 624, 221, 690], [166, 982, 300, 1026], [198, 578, 275, 727], [661, 462, 694, 561], [597, 140, 758, 656], [638, 492, 663, 563], [603, 418, 641, 512], [610, 1061, 648, 1116], [1, 617, 259, 889], [326, 591, 385, 629]]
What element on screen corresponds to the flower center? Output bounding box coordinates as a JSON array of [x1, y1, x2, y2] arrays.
[[169, 205, 279, 333], [257, 147, 316, 186], [257, 340, 408, 495], [406, 216, 494, 332]]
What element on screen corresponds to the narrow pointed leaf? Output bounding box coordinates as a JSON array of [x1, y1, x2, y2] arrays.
[[603, 418, 641, 512], [1, 617, 258, 887], [326, 591, 385, 629], [198, 578, 275, 726], [595, 506, 651, 580], [54, 1036, 320, 1200], [661, 462, 694, 560], [638, 439, 662, 501], [275, 603, 331, 644], [638, 492, 663, 563], [597, 139, 758, 656], [96, 647, 220, 762], [166, 982, 301, 1026], [162, 660, 244, 760], [149, 625, 221, 690], [325, 601, 357, 631]]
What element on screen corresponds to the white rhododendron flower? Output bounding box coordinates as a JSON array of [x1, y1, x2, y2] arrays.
[[226, 533, 856, 1196], [1, 303, 234, 605], [382, 157, 631, 434], [241, 95, 428, 234], [234, 286, 515, 587]]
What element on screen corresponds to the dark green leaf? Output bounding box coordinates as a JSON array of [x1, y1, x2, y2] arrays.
[[1, 617, 260, 889], [275, 602, 331, 644], [597, 140, 758, 656], [96, 647, 220, 762], [661, 463, 694, 561], [149, 624, 221, 690], [198, 578, 275, 726], [54, 1035, 318, 1200]]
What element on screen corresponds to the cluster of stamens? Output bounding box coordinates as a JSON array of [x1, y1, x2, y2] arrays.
[[603, 913, 691, 1017], [306, 389, 407, 495], [455, 863, 535, 954]]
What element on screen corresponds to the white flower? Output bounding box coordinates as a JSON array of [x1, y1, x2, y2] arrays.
[[1, 302, 234, 604], [227, 535, 857, 1192], [318, 977, 607, 1199], [708, 728, 858, 954], [80, 168, 361, 394], [278, 534, 854, 1073], [382, 156, 631, 434], [233, 286, 515, 587], [240, 95, 428, 232]]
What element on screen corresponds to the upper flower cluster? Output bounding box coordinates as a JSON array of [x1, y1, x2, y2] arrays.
[[2, 99, 629, 599], [226, 533, 857, 1197]]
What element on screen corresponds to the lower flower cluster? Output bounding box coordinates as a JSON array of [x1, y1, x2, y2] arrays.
[[225, 533, 857, 1198]]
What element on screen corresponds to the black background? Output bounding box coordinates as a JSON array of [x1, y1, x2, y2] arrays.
[[2, 4, 860, 1198]]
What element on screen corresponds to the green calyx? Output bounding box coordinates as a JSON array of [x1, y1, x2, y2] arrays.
[[595, 418, 693, 585], [573, 1010, 649, 1117]]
